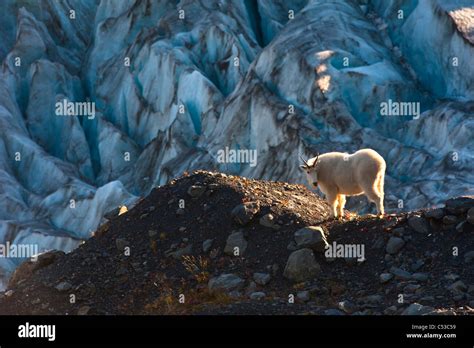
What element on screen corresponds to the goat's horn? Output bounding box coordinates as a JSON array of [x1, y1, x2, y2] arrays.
[[314, 152, 320, 165], [299, 154, 310, 167]]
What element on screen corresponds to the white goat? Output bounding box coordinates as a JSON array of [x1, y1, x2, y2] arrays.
[[300, 149, 386, 218]]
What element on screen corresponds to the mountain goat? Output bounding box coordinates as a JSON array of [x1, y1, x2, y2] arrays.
[[300, 149, 386, 218]]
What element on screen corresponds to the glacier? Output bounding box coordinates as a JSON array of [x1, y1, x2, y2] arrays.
[[0, 0, 472, 288]]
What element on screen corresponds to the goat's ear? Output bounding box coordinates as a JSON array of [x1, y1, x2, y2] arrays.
[[299, 165, 307, 171]]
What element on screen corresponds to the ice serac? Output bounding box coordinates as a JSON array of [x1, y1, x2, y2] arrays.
[[0, 0, 472, 288], [85, 0, 261, 193], [370, 0, 474, 99], [26, 59, 94, 180], [0, 2, 137, 288]]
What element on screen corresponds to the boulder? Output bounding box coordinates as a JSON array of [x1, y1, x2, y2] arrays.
[[464, 251, 474, 263], [202, 239, 214, 253], [231, 202, 260, 225], [55, 281, 72, 292], [294, 226, 328, 251], [379, 273, 393, 283], [249, 292, 266, 300], [297, 291, 310, 302], [402, 303, 435, 315], [390, 266, 412, 280], [338, 300, 358, 314], [208, 274, 245, 294], [253, 273, 271, 286], [408, 216, 429, 234], [259, 213, 280, 230], [467, 207, 474, 225], [424, 208, 444, 219], [187, 185, 206, 198], [442, 215, 458, 225], [283, 248, 320, 282], [386, 236, 405, 254], [445, 196, 474, 214], [224, 231, 247, 256], [167, 244, 192, 259], [411, 273, 429, 282]]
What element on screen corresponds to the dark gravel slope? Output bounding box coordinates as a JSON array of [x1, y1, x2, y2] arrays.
[[1, 171, 473, 315]]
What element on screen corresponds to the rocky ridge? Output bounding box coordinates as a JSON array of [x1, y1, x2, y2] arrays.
[[0, 171, 473, 315]]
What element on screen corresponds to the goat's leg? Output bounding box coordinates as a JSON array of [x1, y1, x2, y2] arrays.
[[327, 192, 339, 218], [337, 194, 346, 218], [365, 188, 384, 217]]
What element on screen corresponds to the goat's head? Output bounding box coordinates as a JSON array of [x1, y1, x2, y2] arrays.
[[300, 153, 320, 188]]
